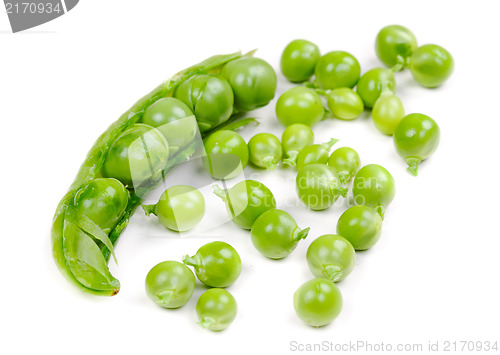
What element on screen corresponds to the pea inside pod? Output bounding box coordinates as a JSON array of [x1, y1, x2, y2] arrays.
[[248, 133, 283, 170], [183, 241, 241, 288], [295, 138, 338, 170], [393, 113, 440, 176], [327, 147, 361, 185], [282, 123, 315, 166], [213, 179, 276, 230]]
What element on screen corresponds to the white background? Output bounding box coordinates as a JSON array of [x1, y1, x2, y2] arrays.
[[1, 1, 499, 354]]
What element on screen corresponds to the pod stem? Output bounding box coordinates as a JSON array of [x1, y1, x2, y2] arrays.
[[261, 156, 278, 170], [324, 265, 342, 283], [292, 227, 310, 242], [182, 254, 201, 269], [322, 138, 339, 152], [212, 185, 228, 202], [141, 204, 157, 216], [374, 204, 386, 220], [338, 172, 350, 186], [198, 316, 217, 329], [156, 290, 174, 307], [391, 55, 408, 72], [331, 185, 348, 198], [405, 157, 421, 176], [283, 151, 299, 167]]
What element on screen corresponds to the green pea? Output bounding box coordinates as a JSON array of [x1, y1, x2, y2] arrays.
[[375, 25, 418, 68], [196, 288, 237, 331], [141, 97, 197, 154], [296, 164, 347, 211], [372, 92, 405, 135], [276, 87, 324, 127], [174, 74, 234, 132], [251, 209, 310, 259], [352, 164, 395, 219], [327, 147, 361, 185], [356, 68, 396, 108], [296, 138, 338, 170], [73, 178, 129, 234], [294, 278, 343, 327], [314, 51, 361, 90], [183, 241, 241, 288], [142, 185, 205, 232], [326, 88, 364, 120], [221, 57, 277, 112], [282, 123, 315, 166], [213, 179, 276, 230], [102, 123, 169, 187], [202, 130, 249, 180], [393, 113, 440, 176], [337, 205, 382, 251], [145, 261, 195, 309], [280, 39, 321, 83], [408, 44, 454, 88], [306, 234, 355, 282], [248, 133, 283, 170]]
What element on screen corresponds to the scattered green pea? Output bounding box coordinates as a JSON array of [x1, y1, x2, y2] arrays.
[[251, 209, 310, 259], [372, 92, 405, 135], [375, 25, 418, 69], [183, 241, 241, 288], [296, 138, 338, 170], [394, 113, 440, 176], [276, 86, 324, 127], [314, 51, 361, 89], [356, 68, 396, 108], [282, 123, 315, 166], [213, 179, 276, 230], [294, 278, 343, 327], [296, 164, 347, 211], [326, 88, 364, 120], [248, 133, 283, 170], [306, 234, 356, 282], [337, 205, 382, 250], [327, 147, 361, 185], [408, 44, 454, 88], [280, 39, 321, 83], [145, 261, 196, 309], [196, 288, 237, 331]]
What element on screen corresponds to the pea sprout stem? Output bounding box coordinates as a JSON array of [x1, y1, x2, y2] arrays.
[[321, 138, 339, 152], [182, 254, 201, 270], [261, 156, 278, 170], [141, 204, 157, 216], [405, 157, 421, 176], [212, 185, 228, 202], [292, 227, 310, 242], [283, 151, 299, 167], [199, 317, 217, 329]]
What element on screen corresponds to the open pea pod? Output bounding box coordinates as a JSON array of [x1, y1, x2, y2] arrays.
[[51, 51, 257, 296]]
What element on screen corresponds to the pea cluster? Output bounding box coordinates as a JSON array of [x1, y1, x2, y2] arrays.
[[51, 26, 453, 330]]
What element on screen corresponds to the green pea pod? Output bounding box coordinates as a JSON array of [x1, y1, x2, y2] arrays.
[[51, 51, 258, 296]]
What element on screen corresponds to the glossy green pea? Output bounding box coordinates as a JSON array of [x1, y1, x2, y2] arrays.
[[352, 164, 395, 219], [213, 179, 276, 230], [408, 44, 454, 88], [282, 123, 315, 166], [202, 130, 249, 180], [183, 241, 241, 288], [375, 25, 418, 68], [196, 288, 237, 331], [295, 138, 338, 170], [326, 88, 364, 120], [248, 133, 283, 170], [327, 147, 361, 185], [73, 178, 129, 234], [221, 57, 277, 112], [142, 185, 205, 232], [102, 123, 169, 187], [372, 92, 405, 135], [314, 51, 361, 90], [306, 234, 355, 282], [141, 97, 197, 154], [337, 205, 382, 251], [174, 74, 234, 132], [393, 113, 440, 176], [145, 261, 195, 309], [356, 68, 396, 108], [296, 164, 347, 211], [294, 278, 343, 327], [280, 39, 321, 83], [276, 87, 324, 127], [251, 209, 310, 259]]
